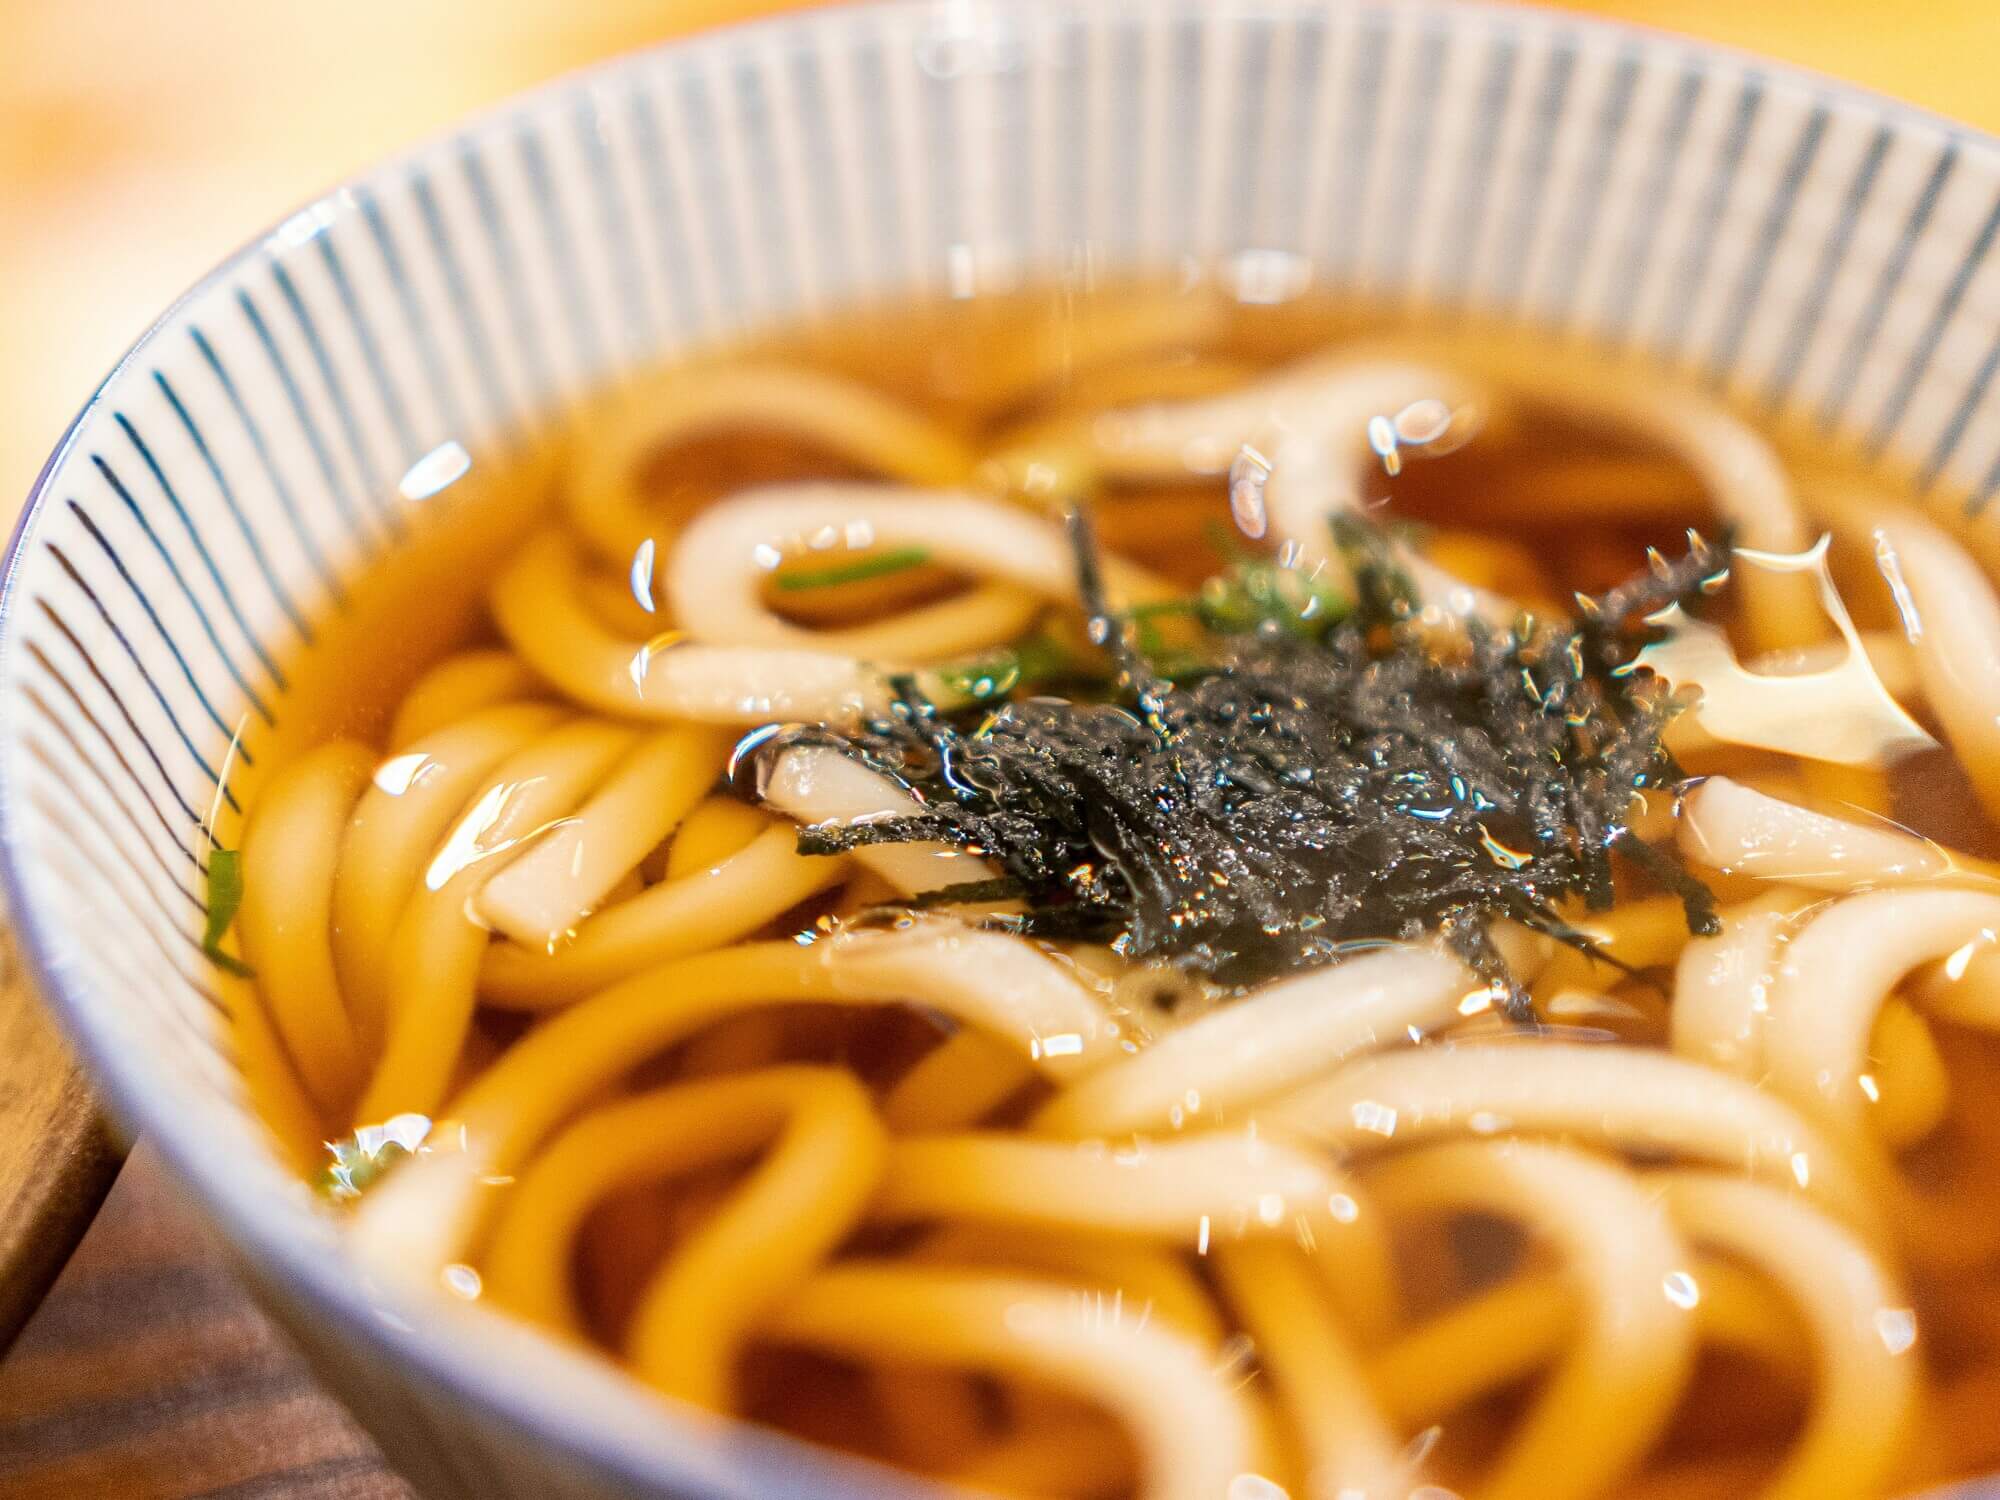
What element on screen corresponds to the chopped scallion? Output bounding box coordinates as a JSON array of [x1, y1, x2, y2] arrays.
[[202, 847, 253, 978], [1197, 561, 1348, 638], [773, 545, 932, 592], [937, 633, 1080, 703]]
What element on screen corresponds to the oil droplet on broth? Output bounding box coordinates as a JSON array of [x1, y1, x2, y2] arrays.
[[1630, 536, 1934, 767]]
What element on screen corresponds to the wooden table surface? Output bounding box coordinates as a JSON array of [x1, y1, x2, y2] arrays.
[[0, 923, 121, 1369], [0, 1149, 410, 1500], [7, 2, 2000, 1496]]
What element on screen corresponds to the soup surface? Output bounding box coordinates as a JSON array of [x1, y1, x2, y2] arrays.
[[222, 280, 2000, 1500]]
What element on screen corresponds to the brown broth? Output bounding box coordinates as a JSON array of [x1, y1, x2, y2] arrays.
[[231, 280, 2000, 1500]]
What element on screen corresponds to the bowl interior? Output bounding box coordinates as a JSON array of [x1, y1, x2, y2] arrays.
[[7, 1, 2000, 1495]]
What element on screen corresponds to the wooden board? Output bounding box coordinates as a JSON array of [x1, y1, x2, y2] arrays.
[[0, 923, 122, 1354], [0, 1146, 412, 1500]]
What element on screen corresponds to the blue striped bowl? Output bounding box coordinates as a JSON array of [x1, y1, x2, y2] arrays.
[[7, 2, 2000, 1495]]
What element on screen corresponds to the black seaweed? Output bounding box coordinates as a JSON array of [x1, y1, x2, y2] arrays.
[[763, 512, 1727, 1004]]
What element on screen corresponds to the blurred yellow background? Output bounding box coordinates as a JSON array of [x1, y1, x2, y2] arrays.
[[4, 0, 1995, 526]]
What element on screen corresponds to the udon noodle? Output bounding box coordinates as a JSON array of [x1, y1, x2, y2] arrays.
[[221, 284, 2000, 1499]]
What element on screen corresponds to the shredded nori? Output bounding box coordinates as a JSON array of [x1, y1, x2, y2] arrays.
[[757, 511, 1727, 1007]]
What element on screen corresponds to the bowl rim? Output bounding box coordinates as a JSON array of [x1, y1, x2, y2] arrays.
[[4, 0, 1998, 1494]]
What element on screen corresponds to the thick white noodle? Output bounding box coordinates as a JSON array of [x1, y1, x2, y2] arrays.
[[491, 531, 883, 725], [1764, 888, 2000, 1135], [758, 744, 1002, 897], [1813, 490, 2000, 820], [665, 483, 1160, 661], [764, 1265, 1263, 1500], [1361, 336, 1816, 650], [1274, 1040, 1879, 1237], [1678, 776, 1976, 891], [1657, 1173, 1918, 1500], [350, 924, 1122, 1277], [1090, 354, 1511, 622], [1034, 945, 1477, 1138], [1670, 894, 1797, 1078], [1368, 1139, 1698, 1500]]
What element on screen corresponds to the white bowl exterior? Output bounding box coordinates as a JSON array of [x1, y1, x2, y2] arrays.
[[7, 1, 2000, 1495]]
